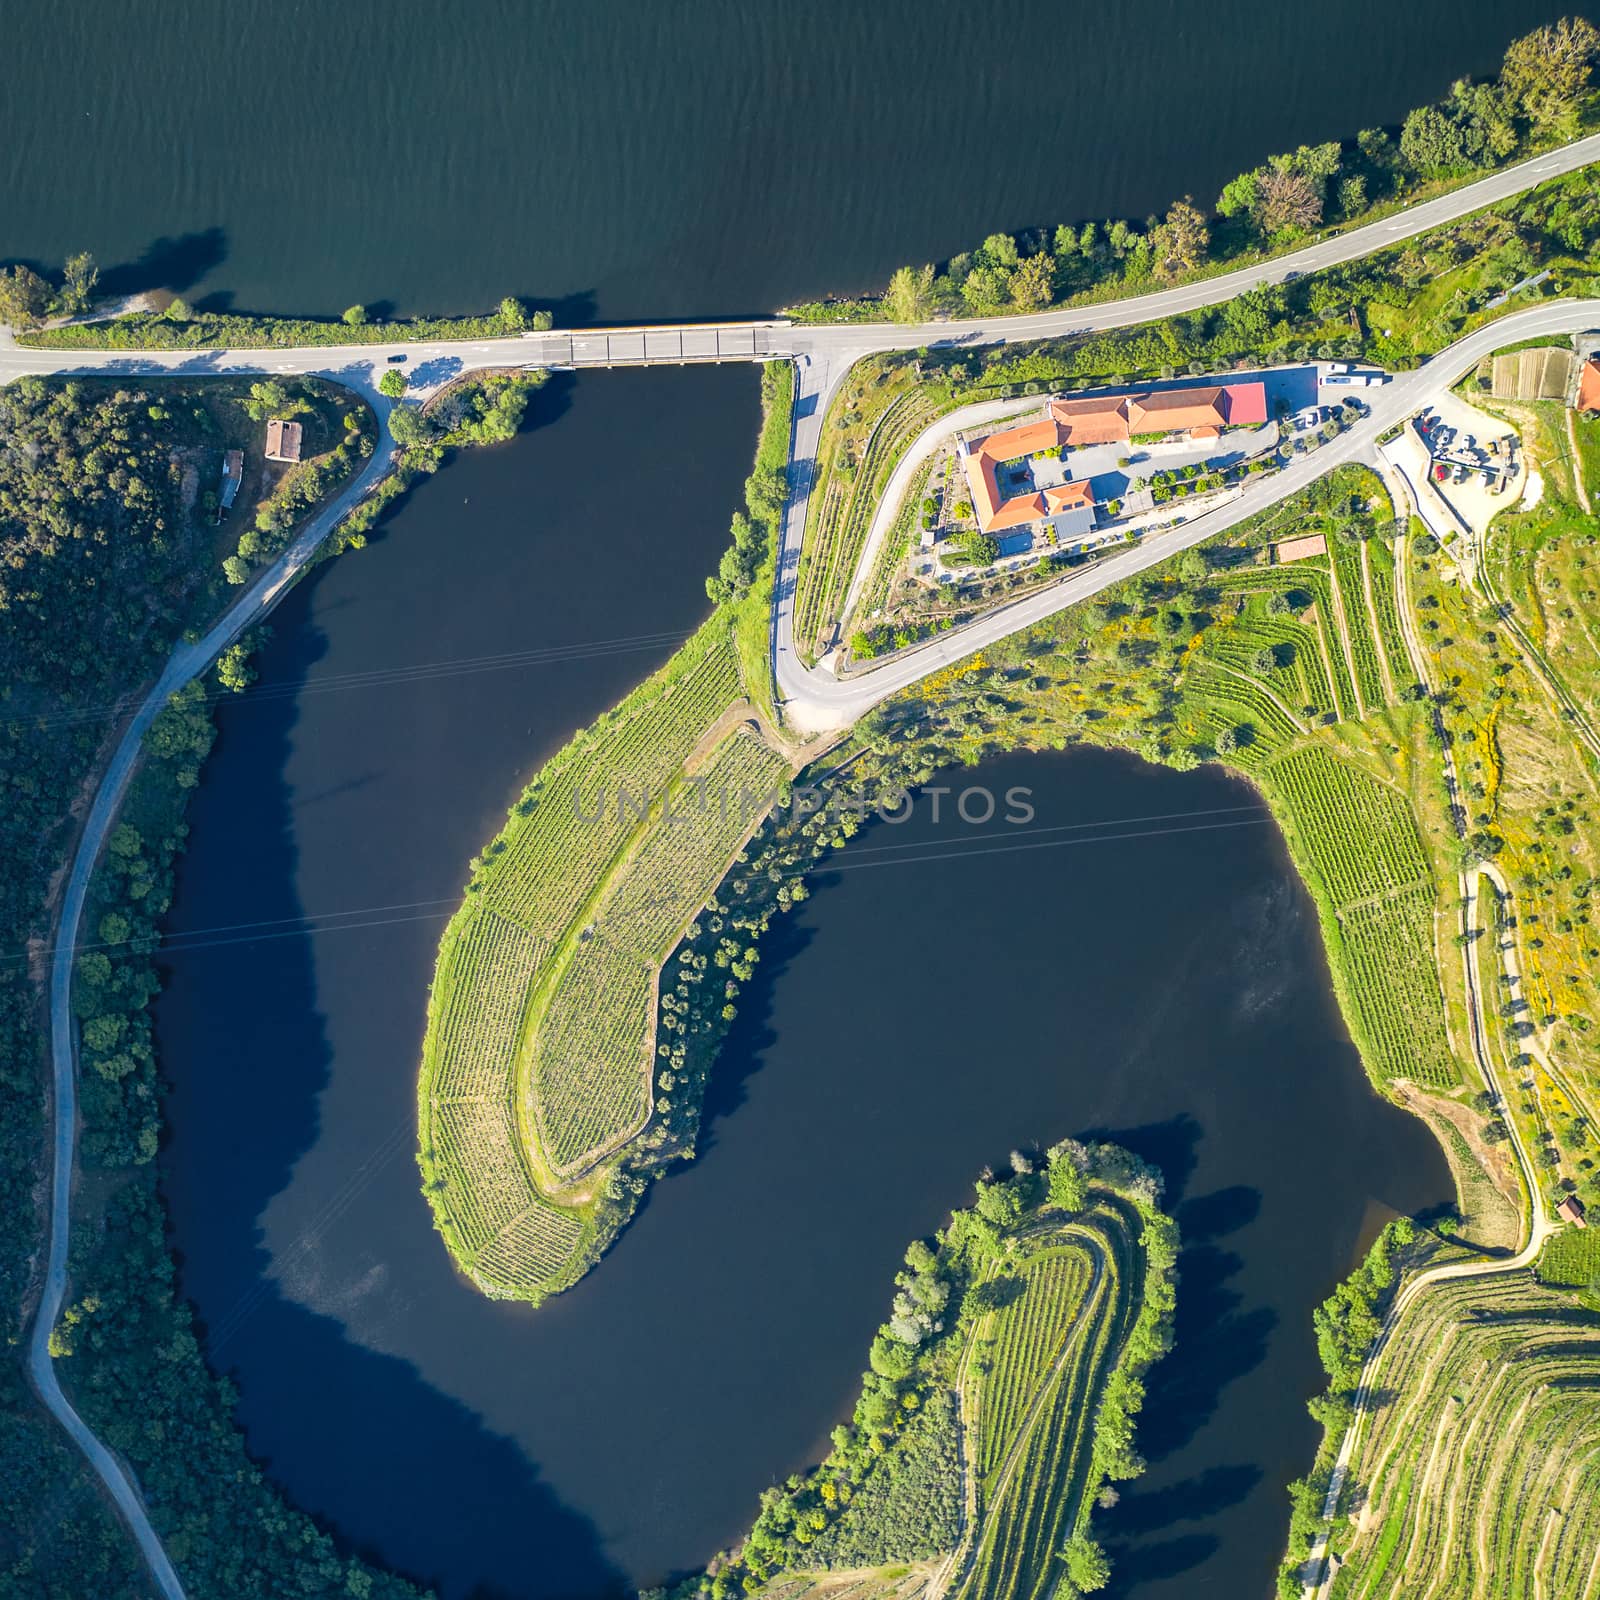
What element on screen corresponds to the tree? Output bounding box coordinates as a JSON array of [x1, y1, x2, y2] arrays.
[[1216, 170, 1259, 218], [958, 529, 999, 564], [164, 296, 192, 321], [1009, 253, 1056, 312], [60, 252, 98, 316], [1400, 103, 1470, 174], [378, 368, 408, 399], [242, 379, 292, 420], [342, 304, 367, 325], [498, 295, 530, 330], [960, 265, 1013, 315], [980, 232, 1019, 268], [1337, 174, 1367, 218], [1062, 1534, 1111, 1593], [1255, 169, 1322, 235], [387, 404, 436, 449], [886, 263, 935, 323], [1048, 1157, 1086, 1211], [1151, 197, 1209, 279], [0, 264, 52, 329], [1501, 17, 1600, 134]]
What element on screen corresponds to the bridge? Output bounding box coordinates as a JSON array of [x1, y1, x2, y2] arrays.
[[523, 320, 795, 368]]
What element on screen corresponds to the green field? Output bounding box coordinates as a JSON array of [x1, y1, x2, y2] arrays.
[[707, 1145, 1177, 1600], [1329, 1273, 1600, 1600], [1264, 748, 1456, 1088], [1536, 1227, 1600, 1289], [416, 621, 791, 1298]]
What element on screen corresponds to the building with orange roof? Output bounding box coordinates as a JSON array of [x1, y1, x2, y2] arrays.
[[1577, 358, 1600, 415], [958, 378, 1268, 543]]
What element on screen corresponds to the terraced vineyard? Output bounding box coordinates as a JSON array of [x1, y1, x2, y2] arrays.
[[531, 728, 789, 1175], [1177, 657, 1302, 768], [1330, 1273, 1600, 1599], [416, 624, 787, 1298], [975, 1249, 1094, 1480], [960, 1207, 1139, 1600], [477, 629, 743, 935], [1329, 534, 1389, 712], [793, 386, 949, 661], [1265, 748, 1456, 1086], [1203, 598, 1340, 721], [1365, 537, 1415, 693]]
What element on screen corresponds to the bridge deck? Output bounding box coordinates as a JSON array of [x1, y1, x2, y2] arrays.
[[525, 321, 792, 368]]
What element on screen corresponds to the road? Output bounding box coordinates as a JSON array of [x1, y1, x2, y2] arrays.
[[5, 128, 1599, 1596], [26, 435, 396, 1600], [776, 300, 1600, 730]]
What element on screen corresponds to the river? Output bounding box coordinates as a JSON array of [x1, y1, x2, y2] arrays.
[[1, 0, 1571, 322], [153, 365, 1449, 1600], [22, 2, 1542, 1592]]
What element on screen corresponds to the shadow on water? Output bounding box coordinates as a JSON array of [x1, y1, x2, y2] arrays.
[[156, 382, 1452, 1600], [100, 227, 230, 298], [159, 562, 624, 1600]]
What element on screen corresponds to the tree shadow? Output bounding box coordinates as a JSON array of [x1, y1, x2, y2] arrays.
[[1105, 1462, 1262, 1536], [100, 227, 229, 297]]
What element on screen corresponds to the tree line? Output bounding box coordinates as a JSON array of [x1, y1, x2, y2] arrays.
[[792, 19, 1600, 324]]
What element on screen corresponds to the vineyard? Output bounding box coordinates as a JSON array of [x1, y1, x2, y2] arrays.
[[1329, 533, 1388, 712], [530, 728, 789, 1176], [1202, 595, 1340, 722], [1176, 657, 1302, 769], [475, 627, 743, 936], [959, 1208, 1139, 1600], [1536, 1227, 1600, 1289], [1264, 749, 1456, 1086], [793, 386, 950, 661], [1330, 1273, 1600, 1599], [1364, 537, 1415, 694], [416, 621, 774, 1298]]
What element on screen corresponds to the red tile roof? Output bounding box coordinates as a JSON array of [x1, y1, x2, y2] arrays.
[[1044, 480, 1095, 514], [963, 381, 1268, 532], [1578, 359, 1600, 415]]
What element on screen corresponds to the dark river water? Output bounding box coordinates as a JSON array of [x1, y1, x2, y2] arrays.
[[16, 3, 1535, 1593], [154, 368, 1449, 1600], [0, 0, 1571, 322]]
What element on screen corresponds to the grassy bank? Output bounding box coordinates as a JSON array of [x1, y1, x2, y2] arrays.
[[18, 298, 551, 350], [683, 1144, 1177, 1600]]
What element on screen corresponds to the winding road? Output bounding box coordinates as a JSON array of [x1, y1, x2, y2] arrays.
[[1299, 497, 1558, 1600], [26, 434, 395, 1600], [6, 126, 1600, 1595]]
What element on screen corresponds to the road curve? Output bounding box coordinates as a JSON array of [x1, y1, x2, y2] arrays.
[[1299, 509, 1555, 1600], [2, 130, 1597, 1597], [28, 427, 396, 1600], [776, 300, 1600, 730]]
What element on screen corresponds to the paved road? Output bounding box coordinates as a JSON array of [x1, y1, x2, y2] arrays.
[[1299, 503, 1556, 1600], [27, 435, 396, 1600], [776, 300, 1600, 729], [4, 129, 1599, 1596]]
